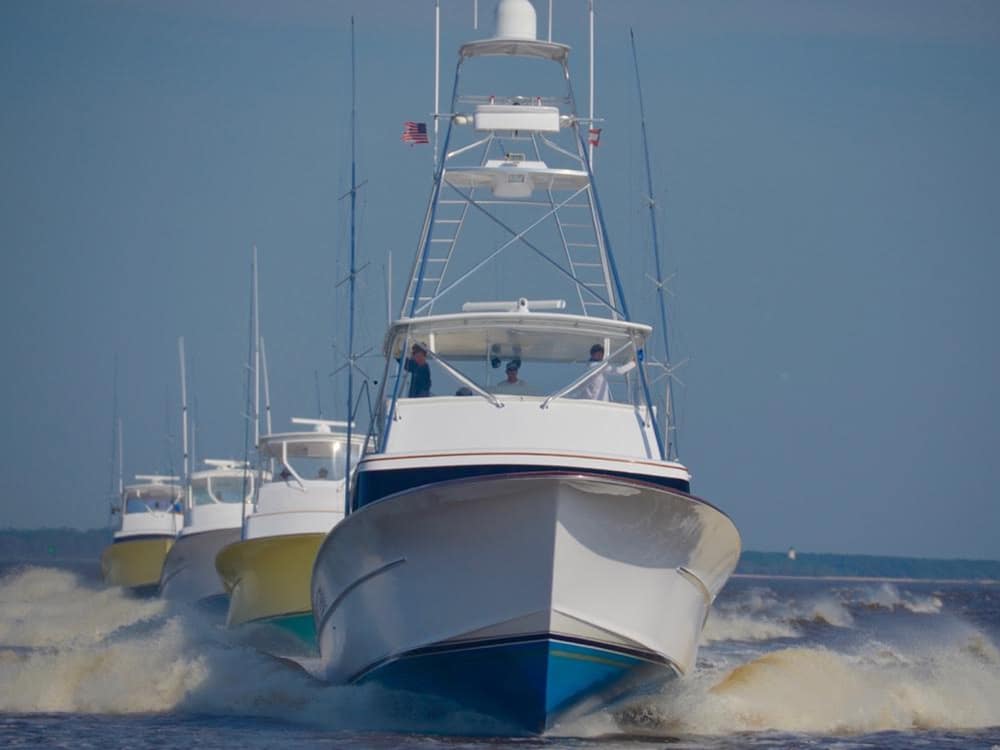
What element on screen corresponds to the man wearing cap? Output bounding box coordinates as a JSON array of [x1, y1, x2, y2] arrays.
[[492, 360, 528, 394], [575, 343, 635, 401], [404, 343, 432, 397]]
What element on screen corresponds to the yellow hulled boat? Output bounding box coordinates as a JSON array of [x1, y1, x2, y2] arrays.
[[216, 532, 326, 643], [102, 475, 182, 594], [214, 418, 362, 649]]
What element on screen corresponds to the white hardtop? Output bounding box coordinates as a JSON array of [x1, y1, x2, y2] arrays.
[[124, 475, 182, 501], [387, 308, 650, 365], [459, 38, 569, 62], [190, 459, 251, 481], [259, 418, 365, 459]]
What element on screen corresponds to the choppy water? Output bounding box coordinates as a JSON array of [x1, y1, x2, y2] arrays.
[[1, 562, 999, 749]]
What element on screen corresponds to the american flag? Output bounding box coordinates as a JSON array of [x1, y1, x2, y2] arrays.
[[402, 121, 429, 145]]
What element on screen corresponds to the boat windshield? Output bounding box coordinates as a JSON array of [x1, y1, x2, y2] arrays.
[[124, 490, 180, 514], [387, 314, 649, 405], [125, 498, 176, 513], [262, 438, 362, 483], [191, 475, 250, 505]]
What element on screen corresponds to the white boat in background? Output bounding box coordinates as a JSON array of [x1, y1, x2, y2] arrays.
[[158, 459, 261, 605], [311, 0, 740, 733], [215, 419, 362, 648], [101, 475, 183, 594], [158, 337, 265, 605]]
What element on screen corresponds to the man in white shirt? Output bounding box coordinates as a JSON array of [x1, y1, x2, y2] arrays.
[[492, 360, 528, 394], [577, 343, 635, 401]]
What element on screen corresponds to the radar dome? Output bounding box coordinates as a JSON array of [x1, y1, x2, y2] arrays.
[[494, 0, 537, 40]]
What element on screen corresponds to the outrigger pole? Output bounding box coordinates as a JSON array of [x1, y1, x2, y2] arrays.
[[630, 28, 678, 460], [178, 336, 190, 500], [589, 0, 595, 169], [434, 2, 441, 172], [117, 418, 123, 499], [252, 245, 261, 455], [344, 17, 359, 516], [240, 247, 260, 538], [108, 354, 122, 517], [260, 337, 273, 435]]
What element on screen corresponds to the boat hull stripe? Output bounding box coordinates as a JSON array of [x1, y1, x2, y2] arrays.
[[355, 463, 690, 509]]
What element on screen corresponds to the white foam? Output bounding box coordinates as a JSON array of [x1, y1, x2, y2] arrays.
[[702, 611, 800, 643], [800, 595, 854, 627], [0, 567, 167, 648], [712, 585, 854, 634], [849, 582, 944, 614], [2, 565, 994, 736], [614, 634, 1000, 735], [0, 566, 512, 733]]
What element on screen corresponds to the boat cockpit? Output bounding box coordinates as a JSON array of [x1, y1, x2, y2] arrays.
[[375, 302, 665, 459], [386, 301, 652, 407]]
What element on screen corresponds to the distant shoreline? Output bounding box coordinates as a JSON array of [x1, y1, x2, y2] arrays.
[[733, 573, 999, 585]]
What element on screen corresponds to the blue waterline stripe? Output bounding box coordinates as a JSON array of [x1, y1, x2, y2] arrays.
[[350, 631, 672, 684], [355, 463, 690, 509]]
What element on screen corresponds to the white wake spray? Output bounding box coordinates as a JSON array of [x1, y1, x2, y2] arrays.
[[0, 566, 510, 733], [3, 567, 996, 737], [607, 627, 1000, 735]]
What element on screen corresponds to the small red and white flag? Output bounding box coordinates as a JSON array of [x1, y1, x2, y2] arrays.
[[402, 121, 429, 145], [588, 127, 602, 147]]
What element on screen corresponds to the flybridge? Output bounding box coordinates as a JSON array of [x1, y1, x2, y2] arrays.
[[403, 1, 619, 321]]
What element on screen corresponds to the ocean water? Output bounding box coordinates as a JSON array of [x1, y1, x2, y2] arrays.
[[1, 562, 999, 749]]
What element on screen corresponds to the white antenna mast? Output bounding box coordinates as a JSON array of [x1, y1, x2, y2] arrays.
[[260, 336, 273, 436], [548, 0, 553, 42], [190, 414, 197, 474], [117, 417, 124, 498], [387, 251, 393, 327], [260, 334, 274, 476], [178, 336, 189, 485], [252, 245, 261, 453]]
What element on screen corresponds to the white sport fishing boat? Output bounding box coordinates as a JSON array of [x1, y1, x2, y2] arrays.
[[159, 459, 261, 605], [215, 419, 362, 647], [159, 338, 265, 605], [311, 0, 741, 733], [102, 475, 183, 594]]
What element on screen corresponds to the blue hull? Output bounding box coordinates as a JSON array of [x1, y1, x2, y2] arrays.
[[356, 635, 675, 734]]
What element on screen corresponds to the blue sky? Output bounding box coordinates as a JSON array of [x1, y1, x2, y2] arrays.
[[1, 0, 998, 559]]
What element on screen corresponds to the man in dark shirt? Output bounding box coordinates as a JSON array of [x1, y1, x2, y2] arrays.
[[405, 343, 432, 397]]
